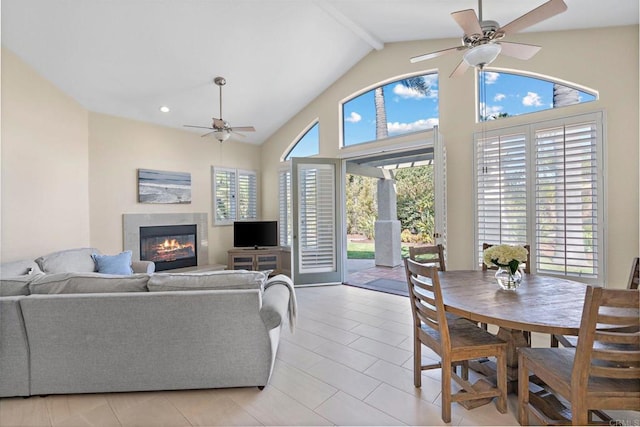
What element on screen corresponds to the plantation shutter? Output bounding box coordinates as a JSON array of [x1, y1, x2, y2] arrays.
[[534, 118, 600, 278], [278, 169, 292, 247], [475, 130, 528, 265], [298, 163, 336, 273], [213, 167, 237, 225], [237, 170, 257, 220]]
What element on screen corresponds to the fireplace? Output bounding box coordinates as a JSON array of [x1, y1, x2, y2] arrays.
[[140, 224, 197, 271]]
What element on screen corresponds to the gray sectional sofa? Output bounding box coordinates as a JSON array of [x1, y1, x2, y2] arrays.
[[0, 248, 294, 398]]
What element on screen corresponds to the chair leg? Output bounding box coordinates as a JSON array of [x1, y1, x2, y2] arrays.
[[518, 352, 530, 425], [441, 356, 452, 423], [495, 350, 507, 414], [461, 361, 469, 381], [414, 333, 422, 388]]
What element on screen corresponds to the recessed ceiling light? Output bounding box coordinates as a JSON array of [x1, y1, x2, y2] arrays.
[[159, 106, 170, 113]]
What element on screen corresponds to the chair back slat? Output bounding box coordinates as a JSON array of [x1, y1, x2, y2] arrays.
[[594, 330, 639, 345], [628, 257, 639, 290], [573, 286, 640, 384], [592, 348, 640, 363], [409, 244, 446, 271], [404, 258, 450, 347], [590, 366, 640, 379]]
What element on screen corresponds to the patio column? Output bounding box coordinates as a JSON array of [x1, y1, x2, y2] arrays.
[[375, 178, 402, 267]]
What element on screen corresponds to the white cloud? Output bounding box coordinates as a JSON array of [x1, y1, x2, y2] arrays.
[[392, 83, 429, 100], [493, 93, 506, 102], [522, 92, 543, 107], [479, 102, 504, 118], [345, 111, 362, 123], [387, 118, 439, 134], [484, 72, 500, 85]]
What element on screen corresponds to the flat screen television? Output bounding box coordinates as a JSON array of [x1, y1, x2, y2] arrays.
[[233, 221, 278, 249]]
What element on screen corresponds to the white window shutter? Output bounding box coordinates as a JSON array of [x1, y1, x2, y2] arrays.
[[213, 167, 237, 225], [534, 119, 600, 278], [298, 164, 336, 273], [476, 131, 528, 263], [237, 170, 257, 220], [279, 169, 292, 247]]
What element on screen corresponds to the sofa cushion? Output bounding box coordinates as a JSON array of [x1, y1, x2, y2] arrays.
[[28, 272, 149, 294], [92, 251, 133, 275], [0, 274, 42, 296], [0, 259, 43, 276], [35, 248, 100, 274], [147, 270, 267, 292]]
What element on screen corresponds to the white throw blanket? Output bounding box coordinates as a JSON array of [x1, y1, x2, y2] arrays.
[[264, 274, 297, 332]]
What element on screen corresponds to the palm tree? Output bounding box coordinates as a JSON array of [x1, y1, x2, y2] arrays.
[[552, 83, 579, 107], [374, 76, 431, 139]]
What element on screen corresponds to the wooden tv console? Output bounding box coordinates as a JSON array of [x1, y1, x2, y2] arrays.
[[227, 247, 291, 278]]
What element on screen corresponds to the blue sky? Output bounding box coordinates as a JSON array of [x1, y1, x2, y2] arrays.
[[343, 73, 439, 146], [286, 71, 596, 154], [480, 71, 596, 121]]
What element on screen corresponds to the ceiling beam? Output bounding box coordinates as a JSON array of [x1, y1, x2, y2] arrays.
[[313, 0, 384, 51]]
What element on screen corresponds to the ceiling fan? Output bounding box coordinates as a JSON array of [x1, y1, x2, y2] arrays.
[[410, 0, 568, 78], [184, 76, 255, 142]]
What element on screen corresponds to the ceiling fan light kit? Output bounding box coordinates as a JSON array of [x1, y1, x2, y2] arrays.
[[463, 43, 502, 67], [213, 130, 231, 142], [409, 0, 568, 77]]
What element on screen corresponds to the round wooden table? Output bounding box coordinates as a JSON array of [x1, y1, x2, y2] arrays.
[[437, 270, 587, 336], [436, 270, 589, 391]]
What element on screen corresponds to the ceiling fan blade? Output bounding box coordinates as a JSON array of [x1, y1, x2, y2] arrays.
[[201, 131, 215, 138], [184, 125, 214, 130], [231, 126, 255, 132], [449, 60, 470, 78], [410, 46, 466, 63], [500, 0, 568, 36], [499, 41, 542, 60], [451, 8, 482, 36]]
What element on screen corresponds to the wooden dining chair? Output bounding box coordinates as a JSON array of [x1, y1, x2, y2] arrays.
[[481, 243, 531, 274], [552, 256, 640, 348], [628, 256, 639, 290], [518, 285, 640, 426], [404, 258, 508, 423], [409, 243, 446, 271]]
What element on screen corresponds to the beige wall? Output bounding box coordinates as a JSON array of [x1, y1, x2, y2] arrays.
[[261, 25, 640, 287], [1, 48, 90, 262], [1, 47, 261, 265], [88, 113, 261, 265]]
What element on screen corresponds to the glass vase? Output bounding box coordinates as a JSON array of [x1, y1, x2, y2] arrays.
[[495, 266, 522, 290]]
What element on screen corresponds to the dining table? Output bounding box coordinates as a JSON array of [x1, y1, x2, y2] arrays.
[[436, 270, 589, 392]]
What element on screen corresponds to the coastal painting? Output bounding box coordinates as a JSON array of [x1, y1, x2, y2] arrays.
[[138, 169, 191, 204]]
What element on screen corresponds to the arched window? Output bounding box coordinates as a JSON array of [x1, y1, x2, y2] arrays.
[[284, 122, 319, 160], [478, 70, 597, 122], [342, 73, 439, 146]]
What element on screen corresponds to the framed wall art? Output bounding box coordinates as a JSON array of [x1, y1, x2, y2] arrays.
[[138, 168, 191, 204]]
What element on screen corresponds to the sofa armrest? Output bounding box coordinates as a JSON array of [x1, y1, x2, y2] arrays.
[[260, 283, 290, 330], [132, 261, 155, 274]]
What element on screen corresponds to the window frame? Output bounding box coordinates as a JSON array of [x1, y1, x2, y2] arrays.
[[474, 111, 605, 285]]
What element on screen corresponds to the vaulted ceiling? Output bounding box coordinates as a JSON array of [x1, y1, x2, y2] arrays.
[[2, 0, 637, 144]]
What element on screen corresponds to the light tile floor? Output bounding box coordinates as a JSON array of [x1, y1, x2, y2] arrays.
[[1, 284, 637, 426]]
